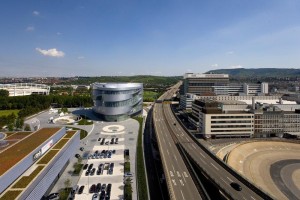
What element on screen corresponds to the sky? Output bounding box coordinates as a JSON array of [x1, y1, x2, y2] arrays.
[[1, 0, 300, 77]]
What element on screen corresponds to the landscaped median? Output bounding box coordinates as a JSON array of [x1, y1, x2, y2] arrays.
[[134, 117, 148, 200]]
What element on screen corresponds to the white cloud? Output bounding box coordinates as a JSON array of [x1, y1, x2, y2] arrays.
[[26, 26, 35, 31], [226, 51, 234, 55], [56, 32, 62, 35], [211, 64, 218, 68], [229, 65, 243, 69], [77, 56, 85, 59], [33, 11, 40, 16], [36, 48, 65, 57]]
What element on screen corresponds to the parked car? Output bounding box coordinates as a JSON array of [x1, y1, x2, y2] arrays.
[[124, 172, 133, 177], [92, 193, 99, 200], [101, 183, 106, 191], [89, 184, 96, 193], [47, 193, 59, 200], [75, 154, 80, 158], [78, 186, 84, 194], [72, 185, 79, 194], [100, 190, 105, 200], [80, 147, 84, 151], [90, 168, 96, 176], [88, 163, 93, 170], [96, 183, 102, 192], [83, 164, 88, 170], [115, 138, 119, 144], [110, 138, 114, 144]]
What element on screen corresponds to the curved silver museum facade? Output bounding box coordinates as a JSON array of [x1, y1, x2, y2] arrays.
[[92, 83, 143, 121]]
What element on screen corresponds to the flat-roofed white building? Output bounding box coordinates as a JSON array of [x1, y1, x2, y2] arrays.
[[0, 83, 50, 96]]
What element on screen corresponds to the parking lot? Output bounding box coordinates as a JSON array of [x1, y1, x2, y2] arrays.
[[74, 124, 133, 200]]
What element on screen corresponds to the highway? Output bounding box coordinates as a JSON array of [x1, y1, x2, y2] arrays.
[[153, 82, 273, 200], [153, 102, 202, 200]]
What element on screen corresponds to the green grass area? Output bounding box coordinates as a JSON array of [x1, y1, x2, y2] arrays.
[[124, 161, 131, 173], [143, 91, 159, 102], [134, 116, 148, 200], [78, 118, 93, 125], [53, 138, 69, 149], [0, 190, 22, 200], [12, 166, 44, 188], [124, 178, 133, 200], [59, 188, 72, 200], [0, 110, 19, 117], [37, 150, 59, 165], [64, 131, 76, 138], [65, 127, 88, 140], [73, 163, 83, 175]]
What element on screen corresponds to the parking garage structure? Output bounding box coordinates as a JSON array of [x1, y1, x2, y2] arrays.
[[0, 127, 80, 200], [92, 82, 143, 121]]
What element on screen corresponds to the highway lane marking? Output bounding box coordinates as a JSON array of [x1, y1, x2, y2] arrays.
[[167, 149, 169, 155], [192, 144, 197, 149], [177, 171, 181, 177], [199, 158, 207, 165], [172, 179, 177, 186], [200, 152, 206, 158], [183, 172, 188, 178], [172, 165, 175, 172], [220, 177, 226, 183], [174, 155, 178, 161], [168, 141, 171, 147], [162, 137, 166, 143], [243, 197, 247, 200], [179, 179, 184, 186], [180, 190, 185, 200], [170, 171, 174, 177], [250, 196, 256, 200], [185, 137, 189, 142], [182, 173, 187, 182], [210, 163, 219, 171], [226, 176, 233, 182]]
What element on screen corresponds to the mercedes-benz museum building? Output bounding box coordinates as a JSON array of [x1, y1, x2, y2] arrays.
[[92, 83, 143, 121]]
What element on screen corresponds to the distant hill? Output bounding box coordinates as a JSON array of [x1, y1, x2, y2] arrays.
[[205, 68, 300, 78]]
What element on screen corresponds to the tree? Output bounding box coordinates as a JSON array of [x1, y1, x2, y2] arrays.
[[64, 178, 72, 190], [8, 123, 14, 131], [0, 89, 9, 97], [24, 124, 31, 131]]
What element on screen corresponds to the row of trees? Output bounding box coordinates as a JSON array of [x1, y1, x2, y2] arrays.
[[0, 92, 93, 111], [0, 113, 25, 131]]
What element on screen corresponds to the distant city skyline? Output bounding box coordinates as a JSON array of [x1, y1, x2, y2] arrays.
[[1, 0, 300, 77]]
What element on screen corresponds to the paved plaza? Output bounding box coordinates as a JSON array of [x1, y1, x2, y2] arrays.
[[30, 108, 140, 200]]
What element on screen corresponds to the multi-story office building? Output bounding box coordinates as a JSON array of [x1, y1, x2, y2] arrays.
[[190, 98, 300, 139], [189, 99, 254, 138], [183, 73, 229, 95], [92, 82, 143, 121], [254, 108, 300, 137], [212, 82, 268, 96]]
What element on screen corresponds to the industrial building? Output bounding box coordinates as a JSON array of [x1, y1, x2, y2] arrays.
[[92, 82, 143, 121], [0, 83, 50, 96], [189, 98, 300, 139], [0, 127, 80, 200]]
